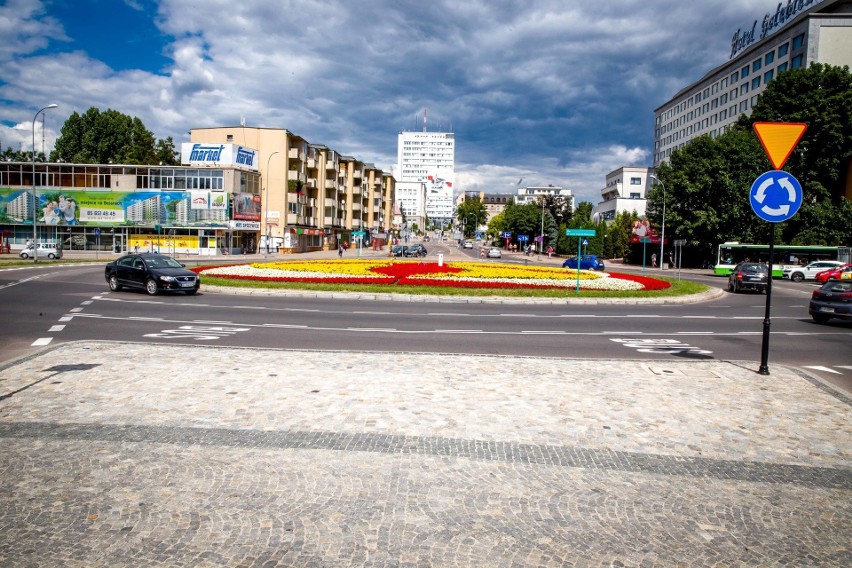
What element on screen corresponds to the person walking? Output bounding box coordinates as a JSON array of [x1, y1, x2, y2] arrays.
[[651, 253, 658, 268], [338, 243, 344, 257]]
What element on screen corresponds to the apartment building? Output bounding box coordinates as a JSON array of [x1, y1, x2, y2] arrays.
[[395, 129, 455, 230], [654, 0, 852, 166], [591, 167, 651, 223], [191, 127, 396, 250]]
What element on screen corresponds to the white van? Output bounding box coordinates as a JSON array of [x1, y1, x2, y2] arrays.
[[19, 242, 63, 259]]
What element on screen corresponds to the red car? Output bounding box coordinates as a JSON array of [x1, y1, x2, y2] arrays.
[[814, 263, 852, 284]]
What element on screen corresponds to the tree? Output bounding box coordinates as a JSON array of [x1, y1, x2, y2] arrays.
[[455, 196, 487, 237], [51, 107, 177, 165], [656, 64, 852, 265]]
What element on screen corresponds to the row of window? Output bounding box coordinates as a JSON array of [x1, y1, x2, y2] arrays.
[[656, 33, 806, 153]]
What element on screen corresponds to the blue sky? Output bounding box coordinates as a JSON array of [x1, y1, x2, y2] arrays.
[[1, 0, 775, 204]]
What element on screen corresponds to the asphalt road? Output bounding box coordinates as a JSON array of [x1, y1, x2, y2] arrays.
[[1, 254, 850, 393]]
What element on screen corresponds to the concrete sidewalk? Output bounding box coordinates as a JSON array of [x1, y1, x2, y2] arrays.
[[1, 341, 849, 566]]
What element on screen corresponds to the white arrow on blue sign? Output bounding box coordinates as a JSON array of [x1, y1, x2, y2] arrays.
[[749, 170, 803, 223]]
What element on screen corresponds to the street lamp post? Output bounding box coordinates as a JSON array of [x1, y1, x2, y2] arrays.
[[539, 198, 545, 257], [263, 151, 280, 257], [649, 175, 666, 271], [32, 104, 58, 262]]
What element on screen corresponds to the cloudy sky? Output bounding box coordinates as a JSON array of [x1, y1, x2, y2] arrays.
[[1, 0, 776, 204]]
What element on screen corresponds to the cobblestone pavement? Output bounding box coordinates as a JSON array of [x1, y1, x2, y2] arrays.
[[1, 342, 849, 567]]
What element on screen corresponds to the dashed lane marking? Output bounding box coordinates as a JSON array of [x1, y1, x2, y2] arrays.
[[31, 338, 53, 346]]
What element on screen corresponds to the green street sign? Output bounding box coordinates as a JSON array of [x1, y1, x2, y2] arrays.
[[565, 229, 595, 237]]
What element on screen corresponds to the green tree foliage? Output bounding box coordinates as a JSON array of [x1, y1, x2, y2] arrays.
[[656, 63, 852, 264], [455, 196, 488, 237], [50, 107, 179, 165]]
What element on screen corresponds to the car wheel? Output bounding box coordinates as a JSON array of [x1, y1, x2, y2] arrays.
[[108, 274, 122, 291], [727, 280, 734, 292], [20, 252, 29, 259], [185, 288, 198, 295], [811, 314, 830, 324], [791, 272, 804, 282], [145, 279, 159, 295]]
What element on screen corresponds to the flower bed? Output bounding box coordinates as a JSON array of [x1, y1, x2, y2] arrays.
[[196, 259, 670, 292]]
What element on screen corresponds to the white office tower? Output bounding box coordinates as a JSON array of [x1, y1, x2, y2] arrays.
[[396, 127, 455, 230]]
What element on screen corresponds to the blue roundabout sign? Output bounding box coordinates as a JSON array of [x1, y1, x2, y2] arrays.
[[749, 170, 803, 223]]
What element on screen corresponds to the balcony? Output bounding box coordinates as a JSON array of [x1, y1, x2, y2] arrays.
[[325, 198, 336, 207], [307, 158, 316, 168], [286, 213, 305, 225], [306, 177, 317, 188], [288, 170, 306, 183], [325, 179, 337, 189], [288, 148, 303, 160]]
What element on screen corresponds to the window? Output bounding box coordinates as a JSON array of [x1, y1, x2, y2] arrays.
[[630, 177, 641, 185], [764, 70, 774, 83], [778, 62, 788, 72], [721, 93, 728, 104], [740, 100, 749, 113], [752, 77, 761, 89], [741, 83, 749, 95], [765, 51, 774, 65], [630, 192, 640, 199], [731, 70, 739, 82], [778, 42, 789, 56], [792, 33, 805, 50], [720, 109, 728, 120], [741, 65, 749, 78], [791, 54, 804, 69], [752, 59, 762, 72]]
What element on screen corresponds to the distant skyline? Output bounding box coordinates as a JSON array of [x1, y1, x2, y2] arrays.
[[1, 0, 782, 204]]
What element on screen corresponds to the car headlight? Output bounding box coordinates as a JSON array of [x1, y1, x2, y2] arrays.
[[159, 275, 176, 282]]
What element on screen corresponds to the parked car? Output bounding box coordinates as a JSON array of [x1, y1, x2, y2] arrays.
[[814, 263, 852, 284], [105, 253, 200, 295], [808, 279, 852, 323], [783, 260, 845, 282], [19, 242, 62, 259], [404, 244, 427, 257], [463, 240, 474, 249], [487, 247, 502, 259], [562, 255, 605, 271], [391, 245, 405, 257], [727, 262, 768, 293]]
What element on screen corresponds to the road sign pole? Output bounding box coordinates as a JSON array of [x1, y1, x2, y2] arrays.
[[758, 225, 776, 375], [575, 236, 582, 293]]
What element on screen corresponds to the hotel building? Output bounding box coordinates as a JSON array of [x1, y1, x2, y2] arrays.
[[654, 0, 852, 166]]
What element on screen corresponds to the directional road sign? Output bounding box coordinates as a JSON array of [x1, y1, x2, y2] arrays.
[[565, 229, 595, 237], [749, 170, 803, 223]]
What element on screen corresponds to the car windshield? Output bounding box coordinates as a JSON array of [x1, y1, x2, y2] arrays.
[[741, 263, 766, 273], [146, 256, 183, 268], [823, 281, 852, 292]]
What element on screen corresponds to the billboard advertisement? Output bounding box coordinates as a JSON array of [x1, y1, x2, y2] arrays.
[[180, 143, 259, 170], [0, 188, 236, 228]]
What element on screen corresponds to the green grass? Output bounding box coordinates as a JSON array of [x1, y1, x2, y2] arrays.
[[200, 275, 709, 298]]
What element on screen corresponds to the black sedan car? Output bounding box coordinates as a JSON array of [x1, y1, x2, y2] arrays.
[[105, 253, 200, 295], [727, 262, 768, 293], [404, 244, 427, 257], [809, 279, 852, 323]]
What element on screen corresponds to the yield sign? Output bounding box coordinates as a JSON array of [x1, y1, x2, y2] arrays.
[[753, 122, 807, 170]]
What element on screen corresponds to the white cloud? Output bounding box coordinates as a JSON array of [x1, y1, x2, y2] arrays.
[[1, 0, 775, 202]]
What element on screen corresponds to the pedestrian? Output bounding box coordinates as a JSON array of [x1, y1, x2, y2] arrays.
[[338, 243, 344, 257], [547, 246, 553, 258], [668, 251, 674, 268], [651, 253, 657, 268]]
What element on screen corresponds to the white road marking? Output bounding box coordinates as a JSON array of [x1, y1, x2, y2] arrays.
[[803, 366, 842, 374], [48, 325, 65, 332], [31, 338, 53, 346], [69, 307, 84, 313], [58, 316, 72, 322]]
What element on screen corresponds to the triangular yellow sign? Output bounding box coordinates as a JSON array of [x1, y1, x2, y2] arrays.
[[753, 122, 807, 170]]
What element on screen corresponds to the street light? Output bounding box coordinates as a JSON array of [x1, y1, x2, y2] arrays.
[[649, 174, 666, 271], [32, 103, 58, 262], [539, 197, 546, 257], [263, 151, 280, 256]]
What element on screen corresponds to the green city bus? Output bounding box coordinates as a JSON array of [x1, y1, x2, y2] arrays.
[[713, 242, 850, 277]]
